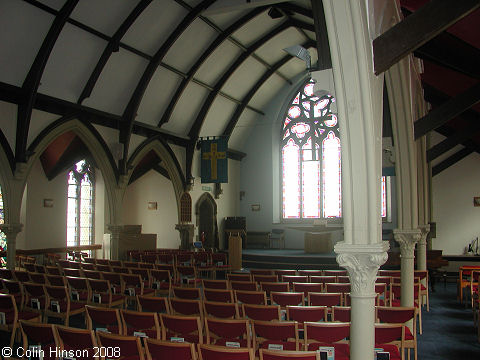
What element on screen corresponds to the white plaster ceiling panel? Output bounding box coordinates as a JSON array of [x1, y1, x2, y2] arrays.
[[429, 131, 446, 147], [128, 134, 146, 160], [36, 0, 66, 11], [228, 110, 258, 150], [121, 1, 188, 56], [162, 82, 210, 135], [170, 144, 186, 174], [39, 23, 107, 103], [249, 74, 287, 109], [82, 49, 149, 115], [0, 1, 53, 86], [204, 9, 251, 30], [303, 30, 316, 41], [430, 143, 466, 168], [291, 12, 314, 27], [194, 41, 242, 86], [200, 95, 236, 137], [231, 12, 283, 47], [255, 27, 306, 65], [92, 124, 120, 157], [220, 57, 266, 100], [70, 0, 137, 37], [27, 109, 62, 150], [182, 0, 204, 8], [0, 101, 18, 153], [162, 18, 218, 74], [276, 57, 305, 79], [136, 66, 183, 126]]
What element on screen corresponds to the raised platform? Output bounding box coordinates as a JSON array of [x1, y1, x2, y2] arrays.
[[242, 249, 341, 270]]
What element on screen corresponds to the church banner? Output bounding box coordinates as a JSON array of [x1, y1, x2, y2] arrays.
[[201, 137, 228, 183]]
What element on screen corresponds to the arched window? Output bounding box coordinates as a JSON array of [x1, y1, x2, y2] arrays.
[[67, 160, 94, 249], [281, 79, 341, 220], [0, 185, 6, 267]]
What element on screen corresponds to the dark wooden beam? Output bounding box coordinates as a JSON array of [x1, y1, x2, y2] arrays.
[[373, 0, 480, 75], [311, 0, 331, 70], [414, 82, 480, 139], [0, 129, 15, 172], [227, 149, 247, 161], [432, 147, 473, 176], [15, 0, 78, 163], [120, 0, 215, 174], [223, 40, 316, 138], [152, 164, 171, 180], [78, 0, 152, 104], [158, 7, 266, 126], [427, 123, 480, 162]]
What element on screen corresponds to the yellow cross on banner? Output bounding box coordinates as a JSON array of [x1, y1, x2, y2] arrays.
[[202, 142, 226, 180]]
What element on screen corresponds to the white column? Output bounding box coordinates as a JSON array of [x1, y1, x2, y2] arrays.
[[107, 224, 123, 260], [0, 223, 23, 269], [417, 224, 430, 272]]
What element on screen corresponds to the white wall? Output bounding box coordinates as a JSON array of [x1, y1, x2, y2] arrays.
[[122, 170, 180, 249], [432, 153, 480, 255]]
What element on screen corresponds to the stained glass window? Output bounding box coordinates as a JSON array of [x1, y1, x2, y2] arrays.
[[67, 160, 94, 253], [282, 79, 341, 220], [0, 185, 6, 267]]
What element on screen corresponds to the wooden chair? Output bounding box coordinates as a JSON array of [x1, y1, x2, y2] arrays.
[[55, 325, 98, 360], [120, 309, 161, 339], [198, 343, 254, 360], [145, 338, 197, 360], [19, 320, 59, 360], [85, 305, 122, 334], [44, 284, 85, 326], [160, 314, 203, 343], [304, 322, 350, 359], [205, 317, 251, 347], [375, 323, 405, 360], [203, 301, 239, 319], [259, 349, 319, 360], [97, 331, 145, 360], [252, 320, 300, 352]]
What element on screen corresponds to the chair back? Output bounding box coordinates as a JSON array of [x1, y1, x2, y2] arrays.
[[203, 301, 239, 319], [85, 305, 122, 334], [121, 309, 161, 339], [307, 292, 342, 307], [202, 279, 229, 290], [260, 282, 290, 296], [227, 273, 252, 282], [173, 286, 201, 300], [331, 306, 351, 322], [19, 320, 58, 358], [286, 306, 327, 326], [259, 349, 319, 360], [170, 298, 203, 317], [55, 325, 98, 360], [235, 290, 267, 305], [97, 332, 145, 360], [204, 288, 234, 303], [304, 322, 350, 344], [253, 275, 278, 284], [271, 292, 304, 307], [137, 295, 170, 314], [252, 320, 299, 351], [160, 314, 203, 343], [292, 283, 323, 296], [198, 343, 253, 360], [242, 304, 281, 321], [205, 317, 251, 347], [145, 338, 197, 360]]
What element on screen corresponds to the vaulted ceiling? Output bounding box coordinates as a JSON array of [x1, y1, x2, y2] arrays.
[[0, 0, 478, 181]]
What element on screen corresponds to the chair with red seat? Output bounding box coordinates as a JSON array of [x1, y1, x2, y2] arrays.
[[123, 261, 139, 269], [297, 270, 323, 277], [45, 266, 61, 275], [96, 264, 111, 272], [145, 338, 197, 360], [139, 261, 156, 269], [83, 257, 96, 264], [0, 293, 41, 348], [274, 270, 297, 278], [323, 270, 347, 277], [96, 259, 110, 265], [193, 252, 213, 277], [97, 331, 145, 360], [63, 268, 82, 277], [14, 270, 31, 282], [304, 322, 350, 360], [202, 279, 229, 290], [242, 304, 281, 321], [235, 290, 267, 305], [28, 272, 47, 284], [65, 276, 90, 304], [231, 281, 258, 291], [24, 263, 36, 272], [331, 306, 351, 322], [176, 253, 193, 266], [282, 275, 308, 285], [173, 286, 201, 300], [292, 283, 323, 301], [158, 253, 175, 265], [176, 265, 202, 287], [102, 272, 123, 294], [211, 253, 231, 277], [137, 295, 170, 314], [160, 314, 203, 344], [203, 288, 234, 303], [253, 275, 278, 284], [205, 317, 251, 348], [87, 278, 126, 308], [308, 292, 343, 307], [390, 283, 422, 334], [150, 269, 172, 296], [325, 283, 351, 294], [286, 306, 328, 330], [259, 349, 320, 360], [375, 323, 405, 360], [0, 268, 13, 280], [19, 320, 59, 360], [85, 305, 122, 334], [337, 276, 350, 283], [271, 292, 304, 308], [121, 309, 161, 339], [55, 325, 98, 360], [2, 279, 24, 309], [198, 343, 254, 360], [376, 306, 417, 360], [23, 282, 47, 316], [44, 285, 85, 326], [112, 266, 130, 274], [170, 298, 203, 318], [228, 273, 252, 282], [252, 320, 299, 352], [260, 282, 290, 298], [142, 253, 158, 264], [251, 269, 274, 276], [203, 301, 239, 319], [130, 267, 151, 283], [379, 270, 401, 277], [309, 275, 337, 285], [46, 274, 66, 287], [81, 262, 96, 270]]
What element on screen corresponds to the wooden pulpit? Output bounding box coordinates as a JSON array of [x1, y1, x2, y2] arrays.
[[227, 230, 244, 270]]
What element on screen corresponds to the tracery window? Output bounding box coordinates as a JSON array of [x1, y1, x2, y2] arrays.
[[282, 79, 341, 220], [0, 186, 6, 267], [67, 160, 94, 249]]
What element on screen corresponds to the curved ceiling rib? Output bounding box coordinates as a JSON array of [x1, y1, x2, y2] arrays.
[[120, 0, 216, 174], [158, 7, 266, 127], [223, 40, 316, 139], [78, 0, 153, 104], [15, 0, 79, 164], [187, 21, 291, 141]]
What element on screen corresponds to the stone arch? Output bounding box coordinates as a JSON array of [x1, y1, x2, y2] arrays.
[[126, 136, 186, 223], [0, 136, 13, 223], [195, 192, 218, 249], [26, 118, 120, 225]]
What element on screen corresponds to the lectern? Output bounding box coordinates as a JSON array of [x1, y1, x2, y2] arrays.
[[226, 230, 244, 270]]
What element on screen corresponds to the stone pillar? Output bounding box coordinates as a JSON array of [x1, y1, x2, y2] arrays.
[[107, 224, 123, 260], [394, 229, 421, 330], [0, 223, 23, 269], [336, 244, 389, 360], [175, 224, 194, 250], [417, 224, 430, 272]]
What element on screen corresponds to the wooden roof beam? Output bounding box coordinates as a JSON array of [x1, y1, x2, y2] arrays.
[[311, 0, 331, 70], [432, 147, 473, 176], [373, 0, 480, 75]]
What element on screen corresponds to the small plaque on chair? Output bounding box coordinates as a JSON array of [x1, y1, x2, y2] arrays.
[[92, 293, 102, 304], [28, 344, 44, 360], [226, 342, 240, 348], [71, 291, 79, 301], [31, 298, 40, 310], [0, 312, 5, 325], [268, 344, 283, 351], [374, 349, 390, 360], [111, 286, 116, 294], [51, 300, 60, 313], [125, 288, 135, 296], [317, 347, 335, 360], [170, 337, 184, 343], [152, 282, 161, 290], [96, 327, 110, 333], [217, 261, 223, 266], [133, 331, 148, 338]]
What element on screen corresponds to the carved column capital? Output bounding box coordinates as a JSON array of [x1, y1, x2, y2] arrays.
[[335, 242, 389, 297], [417, 224, 430, 246], [394, 229, 421, 259], [0, 223, 23, 237]]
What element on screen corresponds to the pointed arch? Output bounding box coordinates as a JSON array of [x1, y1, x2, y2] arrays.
[[0, 136, 13, 224], [126, 136, 186, 223]]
